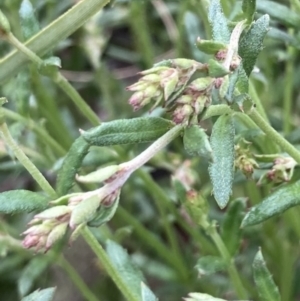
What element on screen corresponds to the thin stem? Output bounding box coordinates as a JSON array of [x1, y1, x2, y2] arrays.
[[58, 256, 100, 301], [81, 226, 140, 301], [5, 32, 100, 126], [2, 108, 66, 156], [0, 0, 111, 84], [208, 225, 248, 299], [248, 108, 300, 164], [249, 81, 269, 122], [0, 119, 57, 199]]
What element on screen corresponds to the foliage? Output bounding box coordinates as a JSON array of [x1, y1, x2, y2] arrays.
[[0, 0, 300, 300]]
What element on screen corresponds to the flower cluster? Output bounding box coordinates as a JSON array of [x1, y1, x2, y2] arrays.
[[127, 58, 216, 124]]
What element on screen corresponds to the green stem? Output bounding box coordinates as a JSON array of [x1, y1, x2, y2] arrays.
[[2, 108, 66, 156], [248, 109, 300, 164], [249, 81, 269, 122], [0, 119, 57, 198], [58, 256, 100, 301], [208, 225, 248, 299], [81, 226, 140, 301], [6, 33, 100, 126], [0, 0, 111, 84]]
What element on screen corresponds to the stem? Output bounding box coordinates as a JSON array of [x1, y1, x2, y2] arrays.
[[81, 226, 140, 301], [6, 33, 100, 126], [0, 120, 57, 198], [249, 81, 269, 122], [58, 256, 100, 301], [248, 108, 300, 164], [0, 0, 111, 84], [208, 225, 248, 299]]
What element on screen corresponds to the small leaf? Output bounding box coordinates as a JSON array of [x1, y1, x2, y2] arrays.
[[195, 256, 227, 276], [39, 57, 61, 77], [76, 165, 120, 184], [208, 0, 231, 43], [0, 190, 48, 214], [172, 178, 187, 204], [184, 292, 226, 301], [208, 59, 229, 77], [56, 136, 90, 196], [83, 117, 174, 146], [239, 14, 270, 76], [209, 114, 235, 209], [221, 198, 246, 255], [196, 39, 227, 55], [242, 180, 300, 227], [242, 0, 256, 24], [253, 249, 281, 301], [183, 125, 212, 158], [88, 192, 120, 227], [257, 1, 300, 28], [141, 282, 158, 301], [21, 287, 56, 301], [106, 240, 145, 300], [19, 0, 40, 40], [18, 256, 50, 296]]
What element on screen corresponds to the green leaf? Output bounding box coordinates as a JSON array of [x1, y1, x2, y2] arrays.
[[39, 56, 61, 77], [239, 14, 270, 76], [56, 136, 90, 196], [253, 249, 281, 301], [241, 180, 300, 227], [221, 198, 246, 255], [172, 178, 187, 204], [196, 39, 227, 55], [19, 0, 40, 40], [0, 190, 48, 214], [267, 28, 300, 49], [209, 114, 235, 209], [208, 0, 231, 43], [106, 240, 145, 300], [21, 287, 56, 301], [257, 1, 300, 28], [208, 59, 230, 77], [185, 292, 226, 301], [18, 257, 50, 297], [88, 192, 120, 227], [195, 256, 227, 276], [141, 282, 158, 301], [83, 117, 174, 146], [242, 0, 256, 24], [236, 66, 249, 93], [183, 125, 212, 158]]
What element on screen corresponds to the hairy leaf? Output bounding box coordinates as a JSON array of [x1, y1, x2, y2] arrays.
[[21, 287, 56, 301], [56, 136, 90, 196], [0, 190, 48, 214], [106, 240, 145, 300], [83, 117, 174, 146], [141, 283, 158, 301], [239, 14, 270, 76], [209, 114, 235, 209], [183, 125, 212, 158], [253, 249, 281, 301], [208, 0, 231, 43], [196, 39, 227, 54], [257, 1, 300, 28], [242, 181, 300, 227], [242, 0, 256, 24]]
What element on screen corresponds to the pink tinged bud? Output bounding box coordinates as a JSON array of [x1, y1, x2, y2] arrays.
[[215, 49, 227, 61], [139, 66, 169, 75], [22, 235, 40, 249], [189, 77, 213, 92], [128, 91, 144, 108], [140, 74, 160, 82], [22, 221, 54, 236], [176, 95, 193, 105], [45, 222, 68, 251], [230, 55, 241, 70], [160, 68, 177, 80], [34, 206, 71, 220], [102, 189, 121, 206], [126, 81, 148, 92], [172, 104, 193, 124], [76, 165, 120, 184], [69, 195, 101, 229]]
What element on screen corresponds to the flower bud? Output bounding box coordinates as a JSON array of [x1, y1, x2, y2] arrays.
[[69, 195, 101, 229], [45, 222, 68, 250], [171, 58, 196, 70], [76, 165, 120, 184], [0, 10, 11, 34], [22, 235, 40, 249], [34, 206, 71, 221], [140, 66, 169, 75], [176, 95, 193, 105], [141, 74, 161, 82], [128, 91, 144, 109], [188, 77, 213, 92], [172, 104, 193, 124], [22, 220, 55, 236], [126, 81, 148, 92], [194, 95, 209, 115], [163, 75, 178, 100], [102, 189, 120, 206]]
